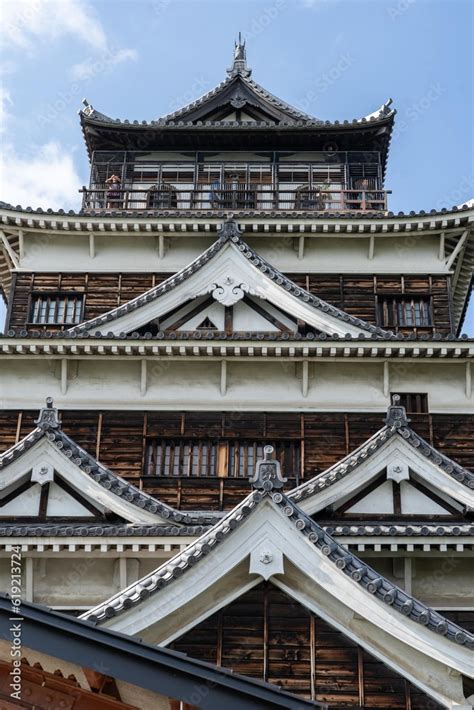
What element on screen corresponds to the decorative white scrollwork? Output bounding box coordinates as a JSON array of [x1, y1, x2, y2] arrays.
[[204, 276, 262, 306]]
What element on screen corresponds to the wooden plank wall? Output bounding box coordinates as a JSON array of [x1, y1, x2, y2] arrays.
[[170, 582, 445, 708], [6, 273, 453, 333], [0, 411, 472, 511]]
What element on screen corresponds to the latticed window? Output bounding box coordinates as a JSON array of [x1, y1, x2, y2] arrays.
[[30, 294, 84, 325], [144, 439, 301, 479], [378, 296, 432, 328]]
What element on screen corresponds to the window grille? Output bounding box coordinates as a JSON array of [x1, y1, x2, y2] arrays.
[[378, 296, 432, 328], [30, 294, 84, 325], [144, 439, 301, 479]]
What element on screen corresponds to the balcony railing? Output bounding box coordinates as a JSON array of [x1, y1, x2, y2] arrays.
[[80, 183, 389, 213]]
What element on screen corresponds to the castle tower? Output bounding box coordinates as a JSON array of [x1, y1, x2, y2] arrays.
[[0, 40, 472, 709]]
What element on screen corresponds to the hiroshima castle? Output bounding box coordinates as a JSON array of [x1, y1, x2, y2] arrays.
[[0, 38, 472, 710]]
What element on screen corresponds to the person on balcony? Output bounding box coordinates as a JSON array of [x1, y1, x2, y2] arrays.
[[105, 175, 122, 208], [209, 179, 222, 208]]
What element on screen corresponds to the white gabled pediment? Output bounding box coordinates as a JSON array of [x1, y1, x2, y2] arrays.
[[69, 223, 386, 338], [82, 491, 473, 708], [344, 479, 394, 514], [46, 481, 96, 518], [1, 485, 41, 516], [291, 428, 474, 517]]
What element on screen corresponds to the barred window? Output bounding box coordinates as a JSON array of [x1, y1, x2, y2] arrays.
[[144, 439, 301, 479], [378, 296, 432, 328], [30, 294, 84, 325], [391, 392, 429, 414]]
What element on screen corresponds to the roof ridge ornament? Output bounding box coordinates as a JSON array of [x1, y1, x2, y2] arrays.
[[217, 218, 243, 241], [250, 445, 287, 491], [227, 32, 252, 79], [35, 397, 60, 430], [385, 394, 410, 429]]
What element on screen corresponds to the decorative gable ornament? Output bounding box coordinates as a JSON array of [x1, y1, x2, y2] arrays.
[[385, 394, 410, 428], [249, 539, 284, 581], [250, 445, 287, 491], [31, 461, 54, 486], [387, 459, 410, 483], [200, 276, 265, 306], [35, 397, 60, 430]]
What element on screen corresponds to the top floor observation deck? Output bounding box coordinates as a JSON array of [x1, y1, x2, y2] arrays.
[[80, 150, 390, 214]]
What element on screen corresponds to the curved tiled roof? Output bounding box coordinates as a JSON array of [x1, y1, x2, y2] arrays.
[[67, 219, 391, 337], [325, 523, 474, 537], [81, 485, 474, 650], [79, 85, 394, 129], [0, 523, 212, 537], [1, 199, 472, 222], [0, 521, 470, 539], [290, 400, 474, 504], [0, 399, 218, 527]]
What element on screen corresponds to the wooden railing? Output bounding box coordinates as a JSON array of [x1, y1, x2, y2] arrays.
[[80, 183, 389, 212]]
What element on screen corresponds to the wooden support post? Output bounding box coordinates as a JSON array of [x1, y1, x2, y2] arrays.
[[119, 557, 127, 589], [302, 360, 309, 398], [368, 235, 375, 260], [298, 235, 305, 260], [446, 229, 468, 270], [60, 359, 68, 395], [158, 234, 165, 259], [18, 229, 25, 260], [140, 359, 147, 396], [25, 557, 34, 602], [404, 558, 412, 595], [0, 230, 20, 268], [466, 362, 472, 398], [383, 361, 390, 398], [220, 359, 227, 396], [89, 233, 95, 259], [438, 231, 445, 261]]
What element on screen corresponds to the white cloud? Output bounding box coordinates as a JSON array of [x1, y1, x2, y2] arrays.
[[0, 142, 82, 211], [1, 0, 137, 77], [1, 0, 107, 52], [72, 47, 138, 81], [0, 88, 13, 134]]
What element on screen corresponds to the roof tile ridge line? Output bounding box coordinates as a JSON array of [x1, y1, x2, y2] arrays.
[[67, 227, 230, 334], [160, 77, 233, 122], [289, 424, 394, 501], [245, 77, 316, 121], [48, 427, 199, 524], [231, 230, 391, 337], [275, 490, 474, 647], [0, 426, 44, 467], [325, 522, 474, 536], [81, 487, 264, 622], [399, 424, 474, 489]]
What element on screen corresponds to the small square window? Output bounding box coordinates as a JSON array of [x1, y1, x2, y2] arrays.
[[30, 294, 84, 325], [379, 296, 432, 328]]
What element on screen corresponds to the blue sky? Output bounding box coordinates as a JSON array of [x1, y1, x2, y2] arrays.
[[0, 0, 472, 331]]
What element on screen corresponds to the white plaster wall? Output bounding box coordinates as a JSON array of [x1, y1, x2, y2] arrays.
[[32, 557, 119, 606], [0, 358, 471, 412], [412, 558, 474, 608], [19, 231, 446, 275]]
